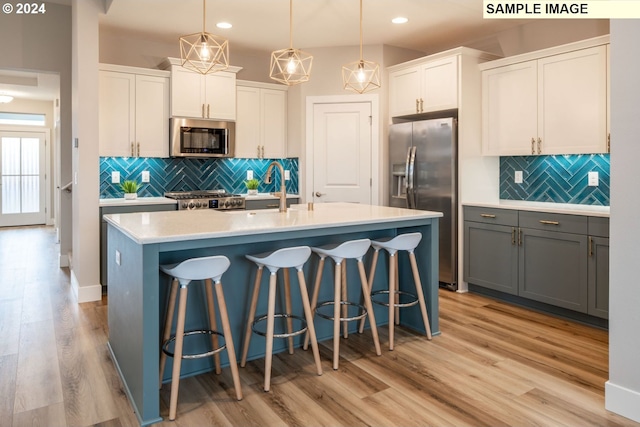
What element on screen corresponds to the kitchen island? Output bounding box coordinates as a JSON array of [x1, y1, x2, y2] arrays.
[[104, 202, 441, 426]]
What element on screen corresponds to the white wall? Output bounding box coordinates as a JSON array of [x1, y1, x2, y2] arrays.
[[605, 20, 640, 423]]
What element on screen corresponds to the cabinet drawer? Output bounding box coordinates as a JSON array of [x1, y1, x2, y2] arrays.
[[463, 206, 518, 226], [588, 216, 609, 238], [518, 211, 587, 234]]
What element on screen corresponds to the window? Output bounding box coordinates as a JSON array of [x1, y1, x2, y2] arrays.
[[0, 112, 46, 126]]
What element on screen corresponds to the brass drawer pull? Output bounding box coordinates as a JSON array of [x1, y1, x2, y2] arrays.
[[480, 214, 496, 218], [511, 227, 516, 245], [539, 220, 560, 225], [266, 204, 279, 208], [589, 236, 593, 257]]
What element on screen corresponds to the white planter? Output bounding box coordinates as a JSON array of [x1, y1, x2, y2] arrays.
[[247, 189, 258, 196], [124, 193, 138, 200]]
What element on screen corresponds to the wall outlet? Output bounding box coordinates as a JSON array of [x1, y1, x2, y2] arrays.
[[285, 170, 290, 181], [141, 171, 150, 183], [514, 170, 523, 184], [115, 250, 121, 266], [247, 170, 253, 180], [111, 171, 120, 183], [588, 171, 599, 186]]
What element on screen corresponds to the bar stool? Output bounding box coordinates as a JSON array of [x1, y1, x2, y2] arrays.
[[159, 255, 242, 421], [305, 238, 381, 370], [241, 246, 323, 392], [361, 232, 432, 351]]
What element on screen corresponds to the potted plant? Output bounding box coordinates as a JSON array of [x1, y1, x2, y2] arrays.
[[245, 178, 260, 195], [121, 180, 140, 200]]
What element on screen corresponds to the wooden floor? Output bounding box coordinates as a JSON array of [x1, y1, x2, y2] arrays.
[[1, 225, 638, 427]]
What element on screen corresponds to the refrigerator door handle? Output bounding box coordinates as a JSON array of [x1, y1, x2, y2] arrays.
[[408, 146, 417, 209], [404, 146, 412, 208]]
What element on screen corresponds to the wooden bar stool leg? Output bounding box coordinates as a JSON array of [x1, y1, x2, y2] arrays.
[[241, 266, 263, 367], [169, 284, 189, 421], [341, 261, 348, 339], [357, 260, 381, 356], [159, 277, 178, 388], [332, 262, 342, 370], [409, 251, 432, 340], [296, 269, 323, 376], [205, 278, 221, 374], [388, 253, 396, 351], [283, 269, 295, 354], [359, 249, 379, 334], [214, 281, 243, 400], [395, 257, 400, 325], [304, 257, 325, 350], [264, 272, 278, 391]]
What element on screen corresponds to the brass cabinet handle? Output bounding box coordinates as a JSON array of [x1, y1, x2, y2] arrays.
[[518, 228, 522, 246], [261, 146, 265, 158], [416, 99, 420, 113], [266, 204, 279, 208], [207, 104, 210, 119], [539, 220, 560, 225], [257, 145, 261, 158], [511, 227, 516, 245], [202, 104, 205, 118], [419, 98, 424, 112], [480, 214, 496, 218], [537, 137, 542, 154], [137, 142, 140, 157], [589, 236, 593, 257], [607, 133, 611, 153], [531, 138, 535, 155], [131, 142, 134, 157]]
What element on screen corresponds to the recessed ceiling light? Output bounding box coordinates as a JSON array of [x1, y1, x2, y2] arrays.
[[0, 95, 14, 103], [216, 22, 232, 29], [392, 17, 408, 24]]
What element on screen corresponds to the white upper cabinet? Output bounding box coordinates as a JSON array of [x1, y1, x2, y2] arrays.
[[99, 65, 170, 158], [389, 55, 458, 117], [481, 37, 609, 156], [235, 81, 287, 159], [161, 58, 241, 121]]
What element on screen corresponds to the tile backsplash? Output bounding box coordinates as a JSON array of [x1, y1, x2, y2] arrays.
[[500, 154, 610, 205], [100, 157, 299, 198]]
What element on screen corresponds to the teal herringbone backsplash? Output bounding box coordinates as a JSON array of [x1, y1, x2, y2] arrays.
[[500, 154, 610, 205], [100, 157, 299, 198]]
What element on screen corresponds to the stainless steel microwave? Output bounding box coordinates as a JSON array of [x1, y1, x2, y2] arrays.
[[170, 117, 235, 158]]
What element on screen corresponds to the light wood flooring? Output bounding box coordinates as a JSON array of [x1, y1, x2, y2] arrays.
[[1, 225, 638, 427]]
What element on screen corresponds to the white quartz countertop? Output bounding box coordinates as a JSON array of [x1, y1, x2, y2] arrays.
[[104, 202, 443, 244], [99, 197, 177, 207], [463, 200, 610, 217], [242, 193, 300, 200]]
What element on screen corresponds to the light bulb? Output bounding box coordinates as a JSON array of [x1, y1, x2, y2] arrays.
[[200, 42, 211, 60], [287, 57, 297, 74], [357, 64, 366, 83]]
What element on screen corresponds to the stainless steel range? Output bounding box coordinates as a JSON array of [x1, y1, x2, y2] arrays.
[[164, 190, 245, 211]]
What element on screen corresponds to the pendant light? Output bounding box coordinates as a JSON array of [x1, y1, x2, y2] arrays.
[[269, 0, 313, 86], [179, 0, 229, 75], [342, 0, 380, 94]]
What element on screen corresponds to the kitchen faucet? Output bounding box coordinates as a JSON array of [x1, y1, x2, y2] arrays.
[[265, 161, 287, 212]]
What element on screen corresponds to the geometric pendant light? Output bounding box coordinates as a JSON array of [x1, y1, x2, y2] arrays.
[[180, 0, 230, 75], [269, 0, 313, 85], [342, 0, 380, 94]]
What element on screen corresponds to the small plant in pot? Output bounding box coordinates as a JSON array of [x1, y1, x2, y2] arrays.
[[121, 180, 140, 200], [245, 178, 260, 195]]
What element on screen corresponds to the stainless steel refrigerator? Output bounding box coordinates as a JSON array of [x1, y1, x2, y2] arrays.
[[389, 117, 458, 291]]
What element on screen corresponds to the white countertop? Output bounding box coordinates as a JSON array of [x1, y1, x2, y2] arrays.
[[463, 200, 610, 217], [99, 197, 177, 207], [104, 202, 443, 244]]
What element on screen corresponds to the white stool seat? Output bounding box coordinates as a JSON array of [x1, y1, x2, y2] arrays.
[[311, 238, 371, 262], [160, 256, 231, 284], [371, 232, 422, 253], [245, 246, 311, 271]]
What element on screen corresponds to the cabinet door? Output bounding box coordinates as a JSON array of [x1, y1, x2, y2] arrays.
[[420, 56, 458, 112], [135, 74, 169, 157], [482, 61, 538, 156], [261, 88, 287, 158], [170, 66, 205, 118], [464, 221, 518, 295], [519, 228, 588, 313], [588, 236, 609, 319], [388, 66, 421, 117], [538, 45, 607, 154], [99, 71, 135, 157], [235, 85, 261, 158], [204, 71, 236, 120]]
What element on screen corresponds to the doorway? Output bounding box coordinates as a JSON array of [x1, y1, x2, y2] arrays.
[[305, 95, 380, 205]]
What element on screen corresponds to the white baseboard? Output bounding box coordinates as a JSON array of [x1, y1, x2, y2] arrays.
[[605, 380, 640, 423], [70, 269, 103, 303]]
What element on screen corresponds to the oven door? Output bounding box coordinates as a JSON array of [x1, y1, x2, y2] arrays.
[[170, 117, 235, 158]]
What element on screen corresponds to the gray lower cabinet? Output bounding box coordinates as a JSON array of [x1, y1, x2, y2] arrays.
[[245, 197, 299, 210], [464, 206, 609, 319]]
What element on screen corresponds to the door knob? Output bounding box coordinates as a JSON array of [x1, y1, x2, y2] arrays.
[[314, 192, 325, 197]]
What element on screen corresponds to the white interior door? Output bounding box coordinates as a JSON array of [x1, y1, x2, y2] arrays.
[[311, 101, 372, 204], [0, 131, 46, 227]]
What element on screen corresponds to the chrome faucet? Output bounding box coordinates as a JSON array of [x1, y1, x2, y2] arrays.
[[265, 161, 287, 212]]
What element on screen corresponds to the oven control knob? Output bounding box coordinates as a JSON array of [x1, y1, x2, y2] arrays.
[[224, 200, 230, 208], [195, 202, 201, 208], [181, 202, 188, 209], [188, 202, 195, 209]]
